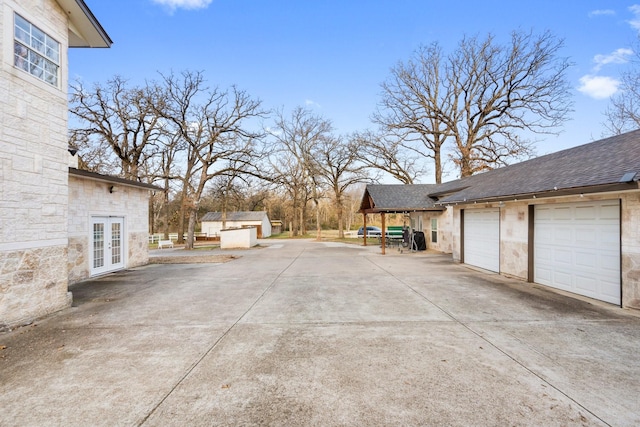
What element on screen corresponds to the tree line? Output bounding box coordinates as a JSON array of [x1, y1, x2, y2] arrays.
[[69, 30, 638, 247]]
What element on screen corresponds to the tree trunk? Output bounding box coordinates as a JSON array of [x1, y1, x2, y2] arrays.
[[434, 149, 443, 184], [336, 194, 344, 238], [163, 188, 170, 239], [185, 209, 197, 250], [314, 199, 321, 241]]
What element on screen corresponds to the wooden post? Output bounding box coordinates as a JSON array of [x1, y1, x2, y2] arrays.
[[363, 213, 368, 246], [381, 212, 386, 255]]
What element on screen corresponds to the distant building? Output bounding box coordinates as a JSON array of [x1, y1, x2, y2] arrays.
[[201, 211, 272, 238]]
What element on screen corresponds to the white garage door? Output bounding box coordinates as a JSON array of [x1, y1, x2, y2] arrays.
[[534, 201, 620, 305], [464, 209, 500, 272]]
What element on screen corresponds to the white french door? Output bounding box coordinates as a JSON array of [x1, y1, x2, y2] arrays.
[[91, 217, 125, 276]]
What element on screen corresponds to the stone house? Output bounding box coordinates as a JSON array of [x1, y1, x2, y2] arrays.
[[201, 211, 272, 238], [67, 167, 160, 284], [361, 130, 640, 310], [1, 1, 158, 329]]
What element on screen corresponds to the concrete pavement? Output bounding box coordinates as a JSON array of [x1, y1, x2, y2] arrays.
[[1, 239, 640, 426]]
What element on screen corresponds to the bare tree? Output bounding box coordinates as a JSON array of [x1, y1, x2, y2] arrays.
[[315, 134, 369, 238], [374, 43, 453, 183], [69, 76, 165, 180], [156, 70, 267, 249], [267, 107, 332, 238], [352, 130, 426, 184], [373, 30, 572, 180], [604, 42, 640, 135], [447, 31, 573, 177]]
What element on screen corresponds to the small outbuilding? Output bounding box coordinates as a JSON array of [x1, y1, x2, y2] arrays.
[[201, 211, 272, 238]]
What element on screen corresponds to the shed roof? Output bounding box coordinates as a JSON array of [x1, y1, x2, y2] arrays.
[[201, 211, 269, 222]]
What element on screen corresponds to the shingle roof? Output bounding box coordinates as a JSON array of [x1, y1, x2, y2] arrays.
[[360, 129, 640, 210], [201, 211, 269, 222], [360, 184, 443, 213], [437, 129, 640, 203]]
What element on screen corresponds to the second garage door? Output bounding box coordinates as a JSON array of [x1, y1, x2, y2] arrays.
[[464, 208, 500, 272], [534, 201, 620, 305]]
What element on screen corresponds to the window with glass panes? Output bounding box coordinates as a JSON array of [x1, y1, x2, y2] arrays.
[[14, 13, 60, 87], [431, 218, 438, 243]]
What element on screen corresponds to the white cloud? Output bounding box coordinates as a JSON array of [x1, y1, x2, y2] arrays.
[[588, 9, 615, 17], [305, 99, 322, 108], [151, 0, 212, 12], [593, 47, 634, 71], [577, 75, 620, 99], [629, 4, 640, 31]]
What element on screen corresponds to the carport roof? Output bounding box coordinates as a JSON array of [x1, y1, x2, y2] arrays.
[[359, 184, 444, 213]]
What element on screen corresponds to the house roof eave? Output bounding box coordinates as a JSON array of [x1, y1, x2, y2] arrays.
[[56, 0, 113, 48], [435, 182, 640, 206], [69, 168, 163, 191]]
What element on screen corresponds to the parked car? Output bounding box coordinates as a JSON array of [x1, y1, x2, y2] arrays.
[[357, 226, 382, 237]]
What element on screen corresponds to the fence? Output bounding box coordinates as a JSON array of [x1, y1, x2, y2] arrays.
[[148, 232, 213, 244]]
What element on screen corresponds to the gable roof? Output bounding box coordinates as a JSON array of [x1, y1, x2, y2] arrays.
[[359, 184, 444, 213], [437, 129, 640, 204], [201, 211, 269, 222]]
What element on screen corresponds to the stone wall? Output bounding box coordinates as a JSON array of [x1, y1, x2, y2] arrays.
[[413, 207, 454, 253], [0, 246, 70, 329], [0, 0, 71, 327], [622, 192, 640, 309], [499, 202, 529, 279]]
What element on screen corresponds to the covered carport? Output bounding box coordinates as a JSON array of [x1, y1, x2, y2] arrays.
[[358, 184, 445, 254]]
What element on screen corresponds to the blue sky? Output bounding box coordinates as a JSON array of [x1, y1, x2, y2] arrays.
[[71, 0, 640, 182]]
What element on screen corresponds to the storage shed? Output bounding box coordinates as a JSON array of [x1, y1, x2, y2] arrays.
[[201, 211, 272, 238]]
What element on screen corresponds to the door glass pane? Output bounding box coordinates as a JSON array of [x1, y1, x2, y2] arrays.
[[93, 223, 104, 268], [111, 222, 122, 264]]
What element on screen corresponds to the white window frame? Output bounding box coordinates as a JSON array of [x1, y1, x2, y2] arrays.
[[431, 218, 438, 243], [13, 13, 60, 87]]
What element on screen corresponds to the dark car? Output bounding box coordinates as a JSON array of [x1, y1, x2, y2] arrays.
[[357, 226, 382, 237]]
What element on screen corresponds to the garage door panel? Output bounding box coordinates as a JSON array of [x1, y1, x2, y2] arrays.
[[551, 228, 572, 244], [575, 275, 598, 293], [575, 205, 597, 219], [553, 248, 573, 266], [553, 271, 573, 288], [535, 200, 620, 305], [575, 227, 598, 244], [601, 253, 620, 271], [575, 251, 597, 268], [600, 203, 620, 219]]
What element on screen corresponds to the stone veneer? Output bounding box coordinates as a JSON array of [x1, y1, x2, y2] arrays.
[[0, 0, 71, 328], [0, 246, 70, 330]]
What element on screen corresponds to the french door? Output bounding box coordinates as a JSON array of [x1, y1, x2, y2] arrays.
[[91, 217, 125, 276]]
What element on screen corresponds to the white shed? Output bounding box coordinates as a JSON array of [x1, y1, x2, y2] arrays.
[[201, 211, 272, 238]]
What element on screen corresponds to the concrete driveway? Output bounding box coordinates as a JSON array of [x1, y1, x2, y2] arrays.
[[1, 239, 640, 426]]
